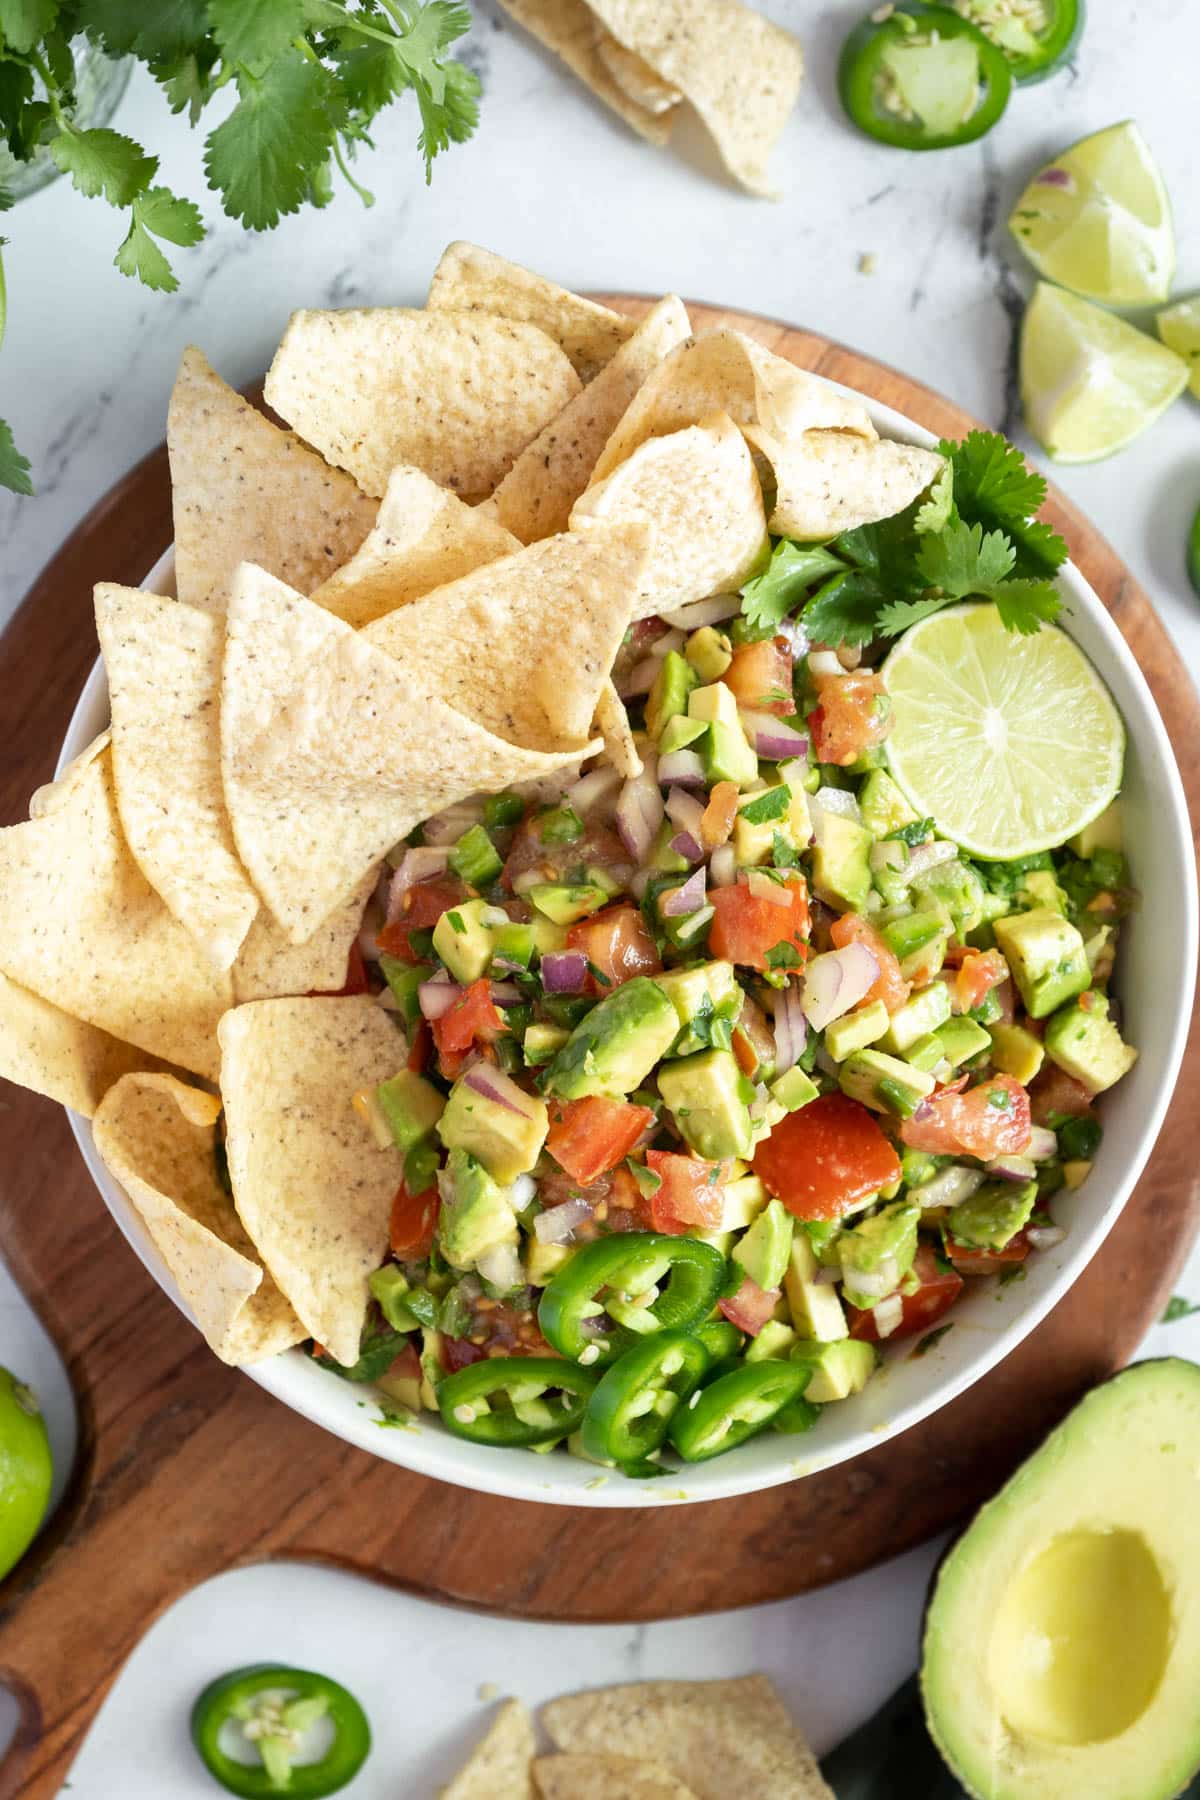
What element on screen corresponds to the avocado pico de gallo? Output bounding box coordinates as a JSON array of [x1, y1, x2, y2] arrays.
[[318, 601, 1137, 1478]]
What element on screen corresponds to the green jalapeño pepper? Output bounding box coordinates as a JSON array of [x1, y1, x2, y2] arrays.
[[1189, 499, 1200, 601], [581, 1330, 710, 1465], [538, 1233, 726, 1369], [668, 1361, 811, 1463], [191, 1665, 370, 1798], [438, 1356, 599, 1446], [839, 3, 1012, 150], [951, 0, 1083, 84]]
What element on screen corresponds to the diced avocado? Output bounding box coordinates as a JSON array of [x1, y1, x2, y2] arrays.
[[900, 930, 949, 986], [989, 1021, 1045, 1086], [529, 913, 568, 955], [437, 1149, 518, 1272], [792, 1337, 876, 1404], [912, 860, 986, 936], [840, 1049, 936, 1116], [432, 897, 506, 983], [881, 911, 946, 964], [646, 650, 697, 739], [720, 1172, 770, 1231], [685, 625, 733, 681], [688, 680, 758, 787], [523, 1021, 569, 1067], [733, 779, 813, 867], [969, 988, 1005, 1026], [1070, 798, 1123, 857], [417, 1327, 441, 1408], [732, 1198, 794, 1290], [770, 1065, 820, 1113], [860, 769, 918, 838], [934, 1015, 992, 1069], [658, 712, 708, 756], [745, 1320, 798, 1363], [879, 981, 952, 1055], [653, 960, 743, 1050], [658, 1048, 755, 1160], [811, 811, 873, 911], [368, 1264, 420, 1332], [947, 1178, 1037, 1250], [1044, 1001, 1137, 1094], [1022, 868, 1069, 915], [647, 821, 691, 875], [544, 976, 680, 1100], [994, 908, 1090, 1020], [826, 999, 890, 1062], [784, 1232, 848, 1342], [691, 1227, 735, 1257], [900, 1148, 943, 1190], [491, 920, 535, 969], [438, 1070, 549, 1184], [839, 1201, 919, 1290], [1062, 1158, 1092, 1189], [375, 1070, 445, 1153], [526, 1238, 573, 1285], [529, 882, 610, 925]]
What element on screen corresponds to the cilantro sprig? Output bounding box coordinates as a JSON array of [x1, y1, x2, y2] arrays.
[[0, 0, 480, 491]]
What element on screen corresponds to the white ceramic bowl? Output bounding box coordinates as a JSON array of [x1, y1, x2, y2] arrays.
[[60, 380, 1196, 1508]]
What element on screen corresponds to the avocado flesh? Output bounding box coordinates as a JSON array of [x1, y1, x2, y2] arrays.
[[922, 1359, 1200, 1800], [658, 1047, 755, 1160], [544, 976, 679, 1099]]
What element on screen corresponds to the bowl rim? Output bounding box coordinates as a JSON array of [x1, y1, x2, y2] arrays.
[[59, 371, 1198, 1509]]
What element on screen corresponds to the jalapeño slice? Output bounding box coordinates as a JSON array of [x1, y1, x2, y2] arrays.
[[839, 2, 1012, 151], [537, 1233, 726, 1369]]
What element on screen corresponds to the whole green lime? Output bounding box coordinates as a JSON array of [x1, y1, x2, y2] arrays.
[[0, 1369, 52, 1579]]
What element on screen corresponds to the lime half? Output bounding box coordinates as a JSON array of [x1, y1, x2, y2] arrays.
[[1157, 295, 1200, 400], [1008, 121, 1174, 306], [1021, 281, 1188, 463], [882, 603, 1124, 860], [0, 1369, 51, 1579]]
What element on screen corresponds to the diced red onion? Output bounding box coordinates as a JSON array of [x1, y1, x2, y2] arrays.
[[421, 801, 483, 846], [620, 657, 660, 699], [801, 943, 880, 1030], [1036, 166, 1074, 190], [656, 750, 707, 787], [665, 786, 706, 839], [872, 1294, 904, 1339], [709, 844, 737, 888], [739, 710, 808, 761], [813, 1265, 840, 1287], [541, 950, 589, 994], [357, 913, 383, 963], [746, 868, 794, 907], [464, 1065, 535, 1117], [906, 841, 958, 881], [870, 840, 908, 875], [615, 763, 664, 861], [658, 594, 741, 630], [808, 649, 845, 678], [772, 982, 808, 1074], [568, 766, 622, 813], [811, 785, 861, 824], [662, 867, 707, 917], [477, 1242, 523, 1293], [488, 981, 523, 1005], [911, 1166, 984, 1209], [418, 980, 462, 1020], [534, 1196, 593, 1244], [1027, 1225, 1066, 1252], [650, 628, 685, 659], [986, 1155, 1038, 1183], [776, 618, 809, 659], [387, 848, 450, 918], [670, 831, 704, 864], [507, 1173, 538, 1210], [1028, 1125, 1058, 1161]]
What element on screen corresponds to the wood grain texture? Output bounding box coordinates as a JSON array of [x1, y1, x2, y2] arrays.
[[0, 303, 1196, 1800]]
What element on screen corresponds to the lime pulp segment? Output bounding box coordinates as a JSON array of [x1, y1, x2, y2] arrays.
[[1157, 295, 1200, 401]]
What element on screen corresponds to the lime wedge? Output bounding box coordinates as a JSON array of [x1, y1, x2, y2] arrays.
[[1008, 121, 1174, 306], [0, 1369, 52, 1580], [1157, 294, 1200, 400], [1188, 501, 1200, 602], [1021, 281, 1188, 463], [882, 602, 1124, 861]]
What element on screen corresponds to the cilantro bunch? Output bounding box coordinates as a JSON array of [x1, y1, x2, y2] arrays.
[[741, 431, 1070, 645], [0, 1, 480, 494]]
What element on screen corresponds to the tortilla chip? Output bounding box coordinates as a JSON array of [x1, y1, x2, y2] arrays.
[[495, 0, 677, 147], [0, 969, 157, 1118], [308, 466, 521, 629], [264, 307, 582, 502], [92, 1073, 304, 1365], [428, 242, 637, 382], [571, 417, 767, 619], [769, 433, 947, 540], [444, 1698, 536, 1800], [232, 868, 376, 1003], [594, 38, 681, 115], [533, 1755, 697, 1798], [542, 1677, 834, 1800], [168, 347, 377, 613], [484, 297, 692, 544], [586, 0, 804, 197], [363, 525, 649, 753], [0, 748, 229, 1079], [221, 565, 595, 944], [29, 730, 110, 818], [590, 330, 875, 489], [218, 997, 404, 1368], [96, 585, 259, 971], [595, 680, 641, 778]]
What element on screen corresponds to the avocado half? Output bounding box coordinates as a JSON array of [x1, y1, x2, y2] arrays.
[[922, 1359, 1200, 1799]]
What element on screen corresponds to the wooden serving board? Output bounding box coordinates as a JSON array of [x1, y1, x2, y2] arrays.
[[0, 302, 1196, 1799]]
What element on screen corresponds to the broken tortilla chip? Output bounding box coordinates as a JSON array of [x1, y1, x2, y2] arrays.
[[484, 296, 692, 544], [264, 307, 582, 502], [232, 868, 376, 1003], [533, 1754, 697, 1798], [363, 524, 649, 752], [168, 347, 377, 613], [542, 1678, 834, 1800], [29, 730, 110, 818], [221, 565, 596, 944], [218, 997, 403, 1367], [93, 1073, 304, 1365], [571, 417, 767, 620], [96, 585, 259, 971], [495, 0, 677, 147], [0, 968, 157, 1118], [595, 680, 641, 778], [444, 1698, 536, 1800], [308, 465, 521, 628], [428, 242, 637, 383], [594, 37, 681, 117], [0, 748, 229, 1079], [769, 433, 947, 540]]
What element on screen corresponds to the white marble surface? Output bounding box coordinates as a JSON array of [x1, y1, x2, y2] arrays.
[[1, 2, 1199, 1792]]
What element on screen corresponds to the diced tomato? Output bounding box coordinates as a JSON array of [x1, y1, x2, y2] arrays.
[[732, 1027, 759, 1078], [1029, 1065, 1094, 1125], [953, 949, 1009, 1015], [701, 781, 739, 850], [808, 672, 892, 767], [406, 1020, 431, 1075], [441, 1335, 486, 1373], [719, 1275, 780, 1337], [502, 818, 633, 894], [732, 994, 776, 1080], [945, 1229, 1032, 1277], [384, 1342, 421, 1383], [646, 1149, 729, 1234], [539, 1162, 652, 1233], [430, 979, 509, 1070], [546, 1096, 656, 1186], [848, 1244, 963, 1342], [376, 877, 467, 962], [724, 637, 794, 716], [389, 1183, 440, 1259], [567, 904, 661, 991], [754, 1093, 902, 1222], [709, 873, 810, 973], [830, 912, 909, 1014], [902, 1073, 1032, 1160]]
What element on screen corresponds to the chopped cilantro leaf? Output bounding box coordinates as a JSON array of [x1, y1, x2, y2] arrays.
[[585, 960, 612, 989], [914, 460, 953, 534], [772, 832, 801, 869], [885, 818, 935, 846], [740, 540, 847, 633], [0, 415, 32, 496], [1162, 1295, 1200, 1324], [912, 1322, 954, 1356], [739, 785, 790, 825], [764, 942, 803, 971], [445, 910, 465, 934], [49, 127, 156, 206], [915, 518, 1016, 597]]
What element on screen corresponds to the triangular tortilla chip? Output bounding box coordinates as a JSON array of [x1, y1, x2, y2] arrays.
[[768, 433, 947, 540], [586, 0, 804, 197], [494, 1, 677, 147], [264, 307, 582, 502], [594, 36, 680, 116], [232, 868, 377, 1003], [308, 465, 521, 627], [363, 524, 649, 752], [29, 730, 110, 818], [92, 1073, 304, 1365], [595, 680, 642, 778], [484, 296, 692, 543], [0, 748, 230, 1079], [542, 1677, 834, 1800], [444, 1698, 536, 1799], [533, 1754, 697, 1798], [168, 347, 377, 612], [0, 968, 158, 1118], [96, 585, 260, 970], [428, 241, 638, 382], [218, 997, 404, 1366], [221, 565, 596, 944], [571, 417, 767, 619]]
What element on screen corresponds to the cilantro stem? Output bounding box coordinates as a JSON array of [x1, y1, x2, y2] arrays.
[[332, 135, 375, 208], [0, 240, 8, 353], [26, 48, 68, 128]]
